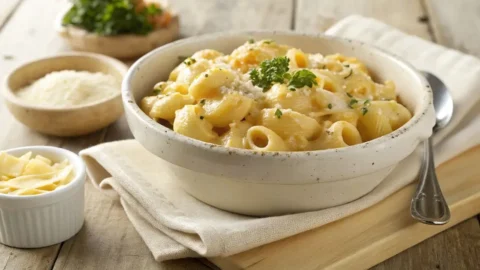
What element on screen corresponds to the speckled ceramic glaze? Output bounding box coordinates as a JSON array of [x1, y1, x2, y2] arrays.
[[122, 31, 435, 216]]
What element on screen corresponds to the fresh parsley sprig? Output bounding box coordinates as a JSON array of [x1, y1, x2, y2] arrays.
[[63, 0, 162, 36], [288, 69, 318, 90], [250, 57, 320, 92], [250, 56, 290, 92]]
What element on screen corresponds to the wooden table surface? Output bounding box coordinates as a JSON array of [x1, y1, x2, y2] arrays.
[[0, 0, 479, 269]]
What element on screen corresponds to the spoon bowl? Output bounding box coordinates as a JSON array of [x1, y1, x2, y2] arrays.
[[422, 71, 454, 131]]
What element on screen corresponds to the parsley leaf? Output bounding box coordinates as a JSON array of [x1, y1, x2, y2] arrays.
[[361, 107, 369, 115], [184, 57, 196, 66], [328, 103, 333, 109], [248, 38, 255, 44], [62, 0, 163, 36], [349, 98, 358, 108], [250, 56, 290, 92], [153, 82, 166, 94], [275, 109, 283, 119], [288, 69, 318, 89]]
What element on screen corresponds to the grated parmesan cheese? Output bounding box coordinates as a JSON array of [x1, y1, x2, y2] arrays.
[[16, 70, 120, 107]]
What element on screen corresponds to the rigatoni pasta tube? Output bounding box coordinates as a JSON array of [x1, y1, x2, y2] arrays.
[[246, 126, 287, 151], [310, 121, 362, 150]]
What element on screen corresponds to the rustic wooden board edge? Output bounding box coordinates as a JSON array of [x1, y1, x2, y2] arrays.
[[208, 146, 480, 270]]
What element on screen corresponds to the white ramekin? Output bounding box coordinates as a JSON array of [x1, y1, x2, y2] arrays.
[[122, 31, 435, 216], [0, 146, 85, 248]]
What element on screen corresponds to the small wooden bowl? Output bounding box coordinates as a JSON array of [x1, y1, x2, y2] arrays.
[[2, 53, 128, 137], [55, 7, 180, 59]]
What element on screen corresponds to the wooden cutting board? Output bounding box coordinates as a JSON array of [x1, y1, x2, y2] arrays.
[[207, 146, 480, 270]]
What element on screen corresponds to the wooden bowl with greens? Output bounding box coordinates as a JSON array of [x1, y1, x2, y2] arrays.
[[56, 0, 179, 59]]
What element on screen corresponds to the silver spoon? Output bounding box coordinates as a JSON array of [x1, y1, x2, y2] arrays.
[[410, 71, 453, 225]]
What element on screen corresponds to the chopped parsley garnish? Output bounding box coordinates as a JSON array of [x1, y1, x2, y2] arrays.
[[250, 57, 319, 92], [288, 69, 318, 89], [263, 39, 274, 44], [348, 98, 358, 108], [361, 99, 371, 115], [199, 116, 205, 120], [275, 109, 283, 119], [344, 69, 353, 79], [346, 92, 353, 98], [361, 107, 369, 115], [183, 57, 196, 66], [250, 56, 290, 92], [204, 74, 209, 78], [248, 38, 255, 44], [199, 99, 206, 105], [344, 64, 350, 68], [153, 82, 166, 95], [328, 103, 333, 109]]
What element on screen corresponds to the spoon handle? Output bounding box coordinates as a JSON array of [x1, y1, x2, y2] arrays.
[[410, 138, 451, 225]]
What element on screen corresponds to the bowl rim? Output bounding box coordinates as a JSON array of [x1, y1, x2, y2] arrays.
[[2, 52, 128, 112], [122, 30, 433, 158], [0, 146, 86, 201]]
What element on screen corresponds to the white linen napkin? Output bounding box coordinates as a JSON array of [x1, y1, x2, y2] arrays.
[[80, 15, 480, 261]]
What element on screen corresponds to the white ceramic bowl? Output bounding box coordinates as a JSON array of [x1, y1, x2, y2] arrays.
[[122, 31, 435, 216], [0, 146, 85, 248]]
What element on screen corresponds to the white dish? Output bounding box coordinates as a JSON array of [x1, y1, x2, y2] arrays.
[[0, 146, 85, 248], [122, 31, 435, 216]]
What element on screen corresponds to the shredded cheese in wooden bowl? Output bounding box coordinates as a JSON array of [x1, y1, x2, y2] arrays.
[[15, 70, 120, 107]]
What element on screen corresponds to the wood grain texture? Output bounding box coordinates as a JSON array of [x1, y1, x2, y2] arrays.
[[425, 0, 480, 56], [52, 182, 211, 270], [0, 245, 60, 270], [295, 0, 431, 40], [0, 0, 72, 151], [372, 218, 480, 270], [210, 146, 480, 270], [170, 0, 293, 37], [0, 1, 82, 269]]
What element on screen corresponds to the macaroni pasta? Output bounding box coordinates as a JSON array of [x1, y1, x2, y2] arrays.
[[141, 40, 412, 152]]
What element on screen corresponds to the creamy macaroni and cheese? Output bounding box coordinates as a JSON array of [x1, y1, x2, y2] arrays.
[[0, 152, 74, 195], [140, 40, 412, 152]]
